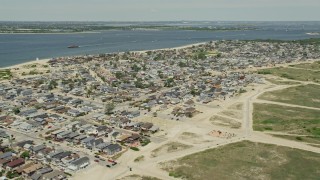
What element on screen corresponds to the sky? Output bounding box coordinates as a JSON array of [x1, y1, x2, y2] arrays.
[[1, 0, 320, 21]]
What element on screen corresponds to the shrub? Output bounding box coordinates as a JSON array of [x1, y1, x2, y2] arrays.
[[130, 147, 140, 151]]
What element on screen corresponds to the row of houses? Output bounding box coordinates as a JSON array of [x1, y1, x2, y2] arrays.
[[0, 138, 91, 180]]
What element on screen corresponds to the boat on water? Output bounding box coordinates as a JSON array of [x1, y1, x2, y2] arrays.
[[68, 45, 80, 48]]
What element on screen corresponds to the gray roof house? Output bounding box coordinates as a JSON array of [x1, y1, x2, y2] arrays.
[[103, 144, 122, 156], [56, 131, 72, 139], [31, 144, 46, 153], [47, 149, 64, 159], [95, 142, 111, 151], [86, 138, 103, 149], [81, 136, 95, 145], [68, 157, 90, 171], [0, 151, 13, 160]]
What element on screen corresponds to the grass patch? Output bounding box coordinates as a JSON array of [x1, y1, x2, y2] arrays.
[[259, 84, 320, 108], [151, 142, 192, 158], [161, 141, 320, 180], [134, 155, 145, 162], [118, 174, 161, 180], [253, 103, 320, 136], [0, 69, 12, 80], [291, 61, 320, 70], [257, 67, 320, 82], [130, 147, 140, 151], [218, 110, 243, 119]]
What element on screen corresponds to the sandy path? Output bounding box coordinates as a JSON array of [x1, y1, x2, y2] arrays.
[[254, 99, 320, 111]]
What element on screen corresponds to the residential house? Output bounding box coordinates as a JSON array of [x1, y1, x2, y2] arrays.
[[42, 170, 66, 180], [6, 158, 25, 170], [19, 122, 34, 131], [103, 144, 122, 156], [31, 144, 46, 154], [67, 109, 81, 117], [86, 138, 103, 149], [80, 136, 95, 146], [68, 157, 90, 171], [0, 152, 13, 160]]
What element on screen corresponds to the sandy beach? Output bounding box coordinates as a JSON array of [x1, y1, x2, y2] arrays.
[[0, 58, 51, 70]]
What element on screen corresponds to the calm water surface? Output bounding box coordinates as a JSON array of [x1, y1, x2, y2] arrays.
[[0, 22, 320, 67]]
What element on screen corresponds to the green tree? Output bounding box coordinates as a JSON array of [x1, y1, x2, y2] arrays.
[[20, 151, 30, 159], [48, 80, 58, 90], [115, 72, 123, 79], [131, 64, 141, 72], [105, 103, 115, 115], [12, 107, 20, 115], [164, 78, 175, 87]]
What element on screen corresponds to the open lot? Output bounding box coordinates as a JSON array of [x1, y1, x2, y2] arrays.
[[160, 141, 320, 180], [228, 102, 243, 111], [210, 115, 241, 129], [258, 84, 320, 108], [265, 78, 301, 85], [253, 103, 320, 137], [218, 110, 243, 119], [258, 67, 320, 83]]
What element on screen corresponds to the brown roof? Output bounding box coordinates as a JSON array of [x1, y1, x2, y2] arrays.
[[16, 162, 34, 173], [23, 163, 43, 174], [7, 158, 25, 168], [0, 157, 14, 165]]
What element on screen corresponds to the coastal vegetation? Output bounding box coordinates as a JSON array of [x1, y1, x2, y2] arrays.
[[161, 141, 320, 180], [134, 155, 145, 162], [259, 84, 320, 108], [0, 69, 12, 80], [151, 142, 192, 158], [253, 103, 320, 137], [119, 174, 161, 180]]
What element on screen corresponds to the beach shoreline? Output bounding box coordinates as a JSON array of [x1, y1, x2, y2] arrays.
[[1, 58, 51, 69], [0, 41, 208, 69], [0, 31, 101, 35]]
